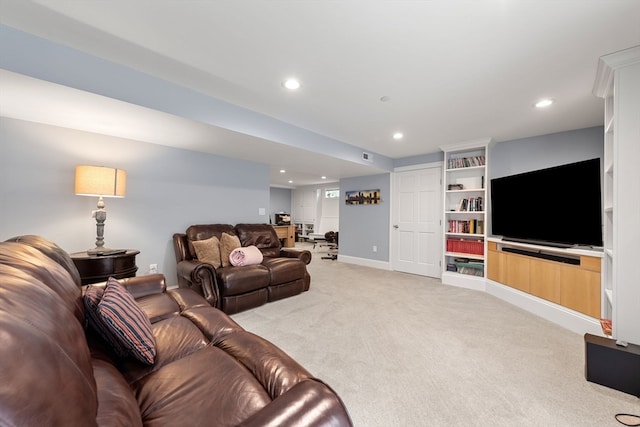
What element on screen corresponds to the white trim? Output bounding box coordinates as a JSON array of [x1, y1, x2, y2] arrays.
[[388, 172, 395, 270], [594, 45, 640, 98], [393, 160, 443, 172], [593, 57, 615, 98], [439, 137, 493, 153], [338, 254, 391, 270], [487, 236, 604, 258], [486, 279, 602, 336], [441, 271, 486, 291], [600, 45, 640, 69]]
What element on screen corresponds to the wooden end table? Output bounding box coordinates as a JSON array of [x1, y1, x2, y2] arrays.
[[70, 249, 140, 286]]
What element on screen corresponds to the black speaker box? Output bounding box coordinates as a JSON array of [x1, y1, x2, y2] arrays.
[[584, 333, 640, 397]]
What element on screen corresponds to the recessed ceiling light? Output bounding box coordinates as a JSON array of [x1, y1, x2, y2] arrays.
[[280, 169, 286, 173], [288, 180, 293, 184], [535, 99, 554, 108], [321, 176, 327, 180], [393, 132, 404, 140], [282, 78, 301, 90]]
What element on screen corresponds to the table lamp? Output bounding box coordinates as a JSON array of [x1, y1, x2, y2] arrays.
[[75, 165, 126, 255]]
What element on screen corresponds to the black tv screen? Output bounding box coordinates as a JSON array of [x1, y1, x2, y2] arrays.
[[490, 158, 603, 248]]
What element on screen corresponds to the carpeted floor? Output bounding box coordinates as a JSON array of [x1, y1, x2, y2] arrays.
[[232, 244, 639, 426]]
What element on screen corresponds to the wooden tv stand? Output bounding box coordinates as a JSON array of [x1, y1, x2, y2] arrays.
[[487, 238, 602, 318]]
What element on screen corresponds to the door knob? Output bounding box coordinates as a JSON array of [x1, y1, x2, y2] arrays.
[[393, 224, 399, 229]]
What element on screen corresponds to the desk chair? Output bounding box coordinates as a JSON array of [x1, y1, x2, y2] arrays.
[[321, 231, 338, 260]]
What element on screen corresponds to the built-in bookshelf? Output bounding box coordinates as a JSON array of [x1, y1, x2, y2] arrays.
[[440, 138, 492, 290], [294, 222, 314, 239], [292, 188, 319, 239], [593, 45, 640, 345], [601, 89, 614, 333]]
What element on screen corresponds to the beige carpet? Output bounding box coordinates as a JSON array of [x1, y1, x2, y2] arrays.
[[232, 245, 639, 426]]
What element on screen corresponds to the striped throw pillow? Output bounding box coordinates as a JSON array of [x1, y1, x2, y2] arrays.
[[95, 277, 156, 365], [84, 285, 127, 357]]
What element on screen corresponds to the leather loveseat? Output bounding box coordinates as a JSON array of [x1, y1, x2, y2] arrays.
[[0, 235, 352, 426], [173, 223, 312, 314]]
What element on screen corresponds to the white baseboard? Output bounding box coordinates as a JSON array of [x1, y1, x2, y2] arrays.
[[441, 271, 486, 292], [337, 255, 391, 270], [485, 279, 602, 336]]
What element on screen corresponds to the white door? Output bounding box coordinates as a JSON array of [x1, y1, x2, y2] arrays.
[[391, 166, 442, 277]]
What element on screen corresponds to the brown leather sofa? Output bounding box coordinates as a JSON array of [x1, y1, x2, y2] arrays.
[[173, 223, 312, 314], [0, 235, 352, 426]]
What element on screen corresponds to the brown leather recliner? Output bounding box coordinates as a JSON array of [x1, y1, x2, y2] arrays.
[[173, 223, 312, 314], [0, 235, 352, 426]]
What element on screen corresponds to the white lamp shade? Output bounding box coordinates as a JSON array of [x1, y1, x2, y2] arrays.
[[75, 165, 126, 197]]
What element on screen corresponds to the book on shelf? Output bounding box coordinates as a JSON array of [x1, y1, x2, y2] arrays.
[[455, 197, 483, 212], [458, 267, 484, 277], [452, 258, 484, 265], [454, 262, 484, 276], [448, 219, 484, 234], [447, 155, 486, 169], [446, 238, 484, 255], [455, 261, 484, 268], [452, 257, 484, 276], [600, 318, 612, 337]]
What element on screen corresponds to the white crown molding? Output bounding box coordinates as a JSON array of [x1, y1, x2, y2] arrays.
[[439, 137, 493, 153], [593, 45, 640, 98], [393, 161, 443, 172]]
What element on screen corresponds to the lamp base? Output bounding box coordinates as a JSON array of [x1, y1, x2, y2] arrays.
[[87, 247, 127, 256]]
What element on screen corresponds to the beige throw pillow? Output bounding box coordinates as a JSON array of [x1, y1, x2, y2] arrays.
[[220, 232, 241, 267], [192, 236, 222, 268]]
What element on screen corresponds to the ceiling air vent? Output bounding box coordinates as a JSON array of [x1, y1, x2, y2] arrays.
[[362, 152, 373, 162]]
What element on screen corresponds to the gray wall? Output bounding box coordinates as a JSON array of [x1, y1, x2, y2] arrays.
[[339, 174, 390, 261], [269, 187, 292, 224], [489, 126, 603, 179], [393, 151, 444, 169], [0, 117, 270, 282]]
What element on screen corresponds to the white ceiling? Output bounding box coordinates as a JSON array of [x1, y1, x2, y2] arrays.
[[2, 1, 639, 187]]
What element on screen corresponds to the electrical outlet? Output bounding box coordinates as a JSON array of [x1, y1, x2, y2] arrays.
[[372, 245, 377, 253], [149, 264, 158, 274]]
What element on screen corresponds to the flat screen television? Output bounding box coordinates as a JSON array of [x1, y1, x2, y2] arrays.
[[490, 158, 603, 248]]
